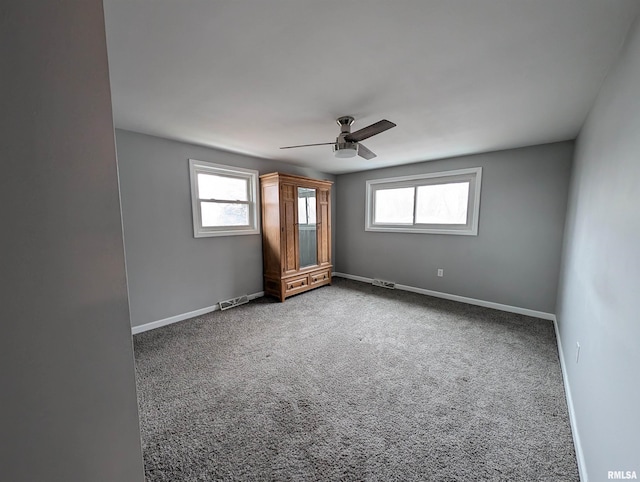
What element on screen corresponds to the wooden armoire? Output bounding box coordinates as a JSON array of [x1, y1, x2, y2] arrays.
[[260, 173, 332, 301]]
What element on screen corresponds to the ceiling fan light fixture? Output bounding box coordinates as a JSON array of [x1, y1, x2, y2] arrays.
[[333, 142, 358, 158]]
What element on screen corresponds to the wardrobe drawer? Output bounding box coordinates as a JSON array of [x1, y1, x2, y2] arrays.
[[310, 270, 331, 285], [283, 275, 309, 294]]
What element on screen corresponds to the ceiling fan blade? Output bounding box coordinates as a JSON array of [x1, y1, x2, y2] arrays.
[[280, 142, 335, 150], [357, 143, 376, 160], [345, 119, 396, 142]]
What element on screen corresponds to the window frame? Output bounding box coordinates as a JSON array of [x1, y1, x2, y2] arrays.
[[189, 159, 260, 238], [365, 167, 482, 236]]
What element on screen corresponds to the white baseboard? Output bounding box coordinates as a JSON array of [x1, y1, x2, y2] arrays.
[[553, 317, 588, 482], [131, 291, 264, 335], [332, 272, 555, 320]]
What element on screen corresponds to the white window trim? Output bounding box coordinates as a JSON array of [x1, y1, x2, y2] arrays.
[[365, 167, 482, 236], [189, 159, 260, 238]]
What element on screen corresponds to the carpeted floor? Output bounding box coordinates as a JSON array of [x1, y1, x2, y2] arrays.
[[134, 278, 578, 481]]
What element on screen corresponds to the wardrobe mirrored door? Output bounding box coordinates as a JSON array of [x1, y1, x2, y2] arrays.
[[297, 187, 317, 268]]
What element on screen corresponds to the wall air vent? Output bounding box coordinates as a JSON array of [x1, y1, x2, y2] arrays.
[[219, 295, 249, 311], [372, 279, 396, 289]]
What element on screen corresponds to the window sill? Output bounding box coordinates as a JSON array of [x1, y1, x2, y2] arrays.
[[194, 228, 260, 238], [365, 226, 478, 236]]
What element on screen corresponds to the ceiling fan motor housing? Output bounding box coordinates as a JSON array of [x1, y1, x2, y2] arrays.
[[334, 117, 358, 157]]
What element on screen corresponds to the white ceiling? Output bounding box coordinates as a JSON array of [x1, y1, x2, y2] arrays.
[[103, 0, 639, 174]]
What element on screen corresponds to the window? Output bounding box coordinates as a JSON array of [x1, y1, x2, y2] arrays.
[[365, 167, 482, 235], [189, 159, 260, 237]]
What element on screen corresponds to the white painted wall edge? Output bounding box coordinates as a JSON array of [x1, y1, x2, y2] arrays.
[[553, 317, 588, 482], [131, 291, 264, 335], [332, 272, 555, 320]]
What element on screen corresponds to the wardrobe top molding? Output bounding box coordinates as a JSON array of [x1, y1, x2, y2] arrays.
[[259, 172, 334, 188]]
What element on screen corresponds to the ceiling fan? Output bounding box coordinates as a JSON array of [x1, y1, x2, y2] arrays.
[[280, 116, 396, 160]]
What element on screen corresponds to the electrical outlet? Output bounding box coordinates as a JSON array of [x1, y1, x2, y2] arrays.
[[437, 269, 444, 277], [576, 342, 581, 363]]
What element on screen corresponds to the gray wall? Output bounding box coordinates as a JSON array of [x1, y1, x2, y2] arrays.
[[556, 17, 640, 480], [0, 2, 144, 481], [116, 130, 335, 328], [335, 142, 573, 314]]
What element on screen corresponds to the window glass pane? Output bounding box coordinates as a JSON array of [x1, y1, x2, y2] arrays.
[[374, 187, 414, 224], [416, 182, 469, 224], [298, 198, 308, 225], [197, 173, 248, 201], [307, 197, 316, 224], [201, 202, 249, 227]]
